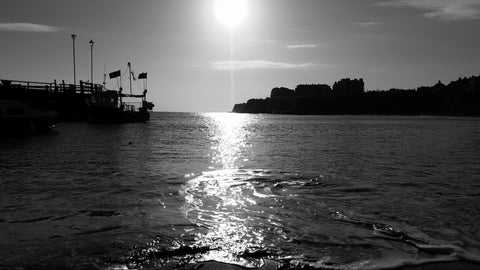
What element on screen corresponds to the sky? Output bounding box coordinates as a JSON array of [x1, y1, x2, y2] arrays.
[[1, 0, 479, 112]]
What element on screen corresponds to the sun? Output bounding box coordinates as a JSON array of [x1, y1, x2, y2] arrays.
[[215, 0, 247, 29]]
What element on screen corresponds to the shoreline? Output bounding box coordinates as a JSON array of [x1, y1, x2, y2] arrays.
[[230, 111, 480, 117]]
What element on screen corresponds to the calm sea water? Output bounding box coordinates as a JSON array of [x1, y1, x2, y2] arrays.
[[1, 112, 480, 269]]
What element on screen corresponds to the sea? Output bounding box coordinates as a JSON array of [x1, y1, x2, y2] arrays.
[[1, 112, 480, 270]]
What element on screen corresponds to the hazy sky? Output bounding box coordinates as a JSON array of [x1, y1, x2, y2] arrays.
[[1, 0, 480, 112]]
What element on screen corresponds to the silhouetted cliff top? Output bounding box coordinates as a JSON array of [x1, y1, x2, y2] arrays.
[[233, 74, 480, 116]]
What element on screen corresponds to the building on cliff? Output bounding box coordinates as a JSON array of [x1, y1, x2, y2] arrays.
[[232, 75, 480, 116]]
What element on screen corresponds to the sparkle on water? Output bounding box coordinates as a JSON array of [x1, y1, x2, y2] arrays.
[[181, 113, 267, 267], [181, 170, 268, 268], [3, 113, 480, 269], [206, 113, 251, 170]]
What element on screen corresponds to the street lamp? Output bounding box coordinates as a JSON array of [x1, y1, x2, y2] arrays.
[[71, 34, 77, 86], [89, 39, 94, 89]]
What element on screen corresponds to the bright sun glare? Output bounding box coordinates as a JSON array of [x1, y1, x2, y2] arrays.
[[215, 0, 247, 29]]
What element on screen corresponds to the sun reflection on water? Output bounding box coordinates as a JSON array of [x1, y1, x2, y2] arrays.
[[181, 170, 272, 268], [206, 112, 252, 170], [179, 114, 275, 267]]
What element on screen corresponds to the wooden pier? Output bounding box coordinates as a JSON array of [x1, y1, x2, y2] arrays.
[[1, 79, 105, 121]]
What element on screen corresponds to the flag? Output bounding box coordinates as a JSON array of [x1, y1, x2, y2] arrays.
[[138, 72, 147, 79], [109, 70, 121, 79]]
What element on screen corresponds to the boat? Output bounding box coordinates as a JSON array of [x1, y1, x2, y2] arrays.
[[85, 63, 154, 123], [86, 89, 154, 123], [0, 99, 58, 133]]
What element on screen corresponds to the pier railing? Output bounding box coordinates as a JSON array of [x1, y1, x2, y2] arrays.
[[0, 79, 105, 94]]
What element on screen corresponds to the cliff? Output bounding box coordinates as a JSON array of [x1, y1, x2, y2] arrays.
[[232, 75, 480, 116]]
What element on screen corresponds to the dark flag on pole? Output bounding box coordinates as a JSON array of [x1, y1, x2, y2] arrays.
[[138, 72, 147, 79], [109, 70, 121, 79]]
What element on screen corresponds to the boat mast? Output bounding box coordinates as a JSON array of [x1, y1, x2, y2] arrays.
[[103, 63, 106, 88], [128, 62, 132, 95]]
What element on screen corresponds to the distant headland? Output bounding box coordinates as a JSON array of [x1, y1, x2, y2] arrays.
[[232, 75, 480, 116]]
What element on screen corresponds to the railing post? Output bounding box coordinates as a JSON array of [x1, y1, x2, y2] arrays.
[[62, 80, 65, 92], [80, 80, 84, 94], [54, 80, 58, 93]]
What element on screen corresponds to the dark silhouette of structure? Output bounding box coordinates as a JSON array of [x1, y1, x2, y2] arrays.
[[232, 75, 480, 116], [0, 79, 154, 123]]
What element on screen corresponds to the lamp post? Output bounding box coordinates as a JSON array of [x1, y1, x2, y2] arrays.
[[71, 34, 77, 86], [89, 39, 94, 89]]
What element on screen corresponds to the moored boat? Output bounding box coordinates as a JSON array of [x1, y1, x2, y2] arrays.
[[86, 89, 154, 123], [85, 63, 154, 123], [0, 99, 58, 133]]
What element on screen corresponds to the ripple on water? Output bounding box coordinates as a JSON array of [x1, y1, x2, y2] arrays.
[[125, 169, 480, 270]]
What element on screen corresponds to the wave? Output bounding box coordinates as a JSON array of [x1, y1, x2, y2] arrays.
[[109, 169, 480, 270]]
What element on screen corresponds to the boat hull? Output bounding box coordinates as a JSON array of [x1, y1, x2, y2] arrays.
[[86, 106, 150, 124], [0, 99, 58, 134]]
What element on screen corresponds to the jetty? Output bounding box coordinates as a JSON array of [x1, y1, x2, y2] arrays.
[[0, 77, 154, 127]]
